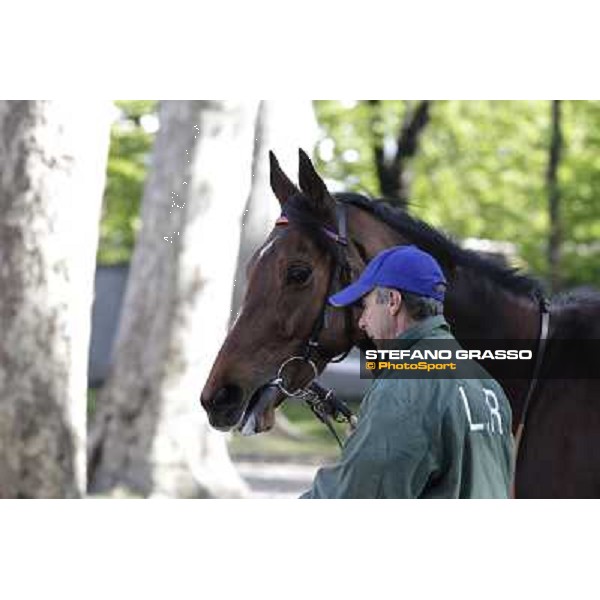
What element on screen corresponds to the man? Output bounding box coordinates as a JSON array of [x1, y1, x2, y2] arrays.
[[300, 245, 514, 499]]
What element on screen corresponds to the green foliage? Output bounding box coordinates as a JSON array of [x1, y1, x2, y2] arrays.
[[97, 100, 157, 265], [411, 101, 549, 276], [315, 100, 410, 195], [559, 101, 600, 287], [314, 100, 600, 289]]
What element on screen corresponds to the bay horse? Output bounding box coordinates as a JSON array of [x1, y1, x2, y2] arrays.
[[201, 149, 600, 498]]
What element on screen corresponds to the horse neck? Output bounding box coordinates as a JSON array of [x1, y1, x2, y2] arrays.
[[346, 204, 539, 341], [443, 266, 538, 341]]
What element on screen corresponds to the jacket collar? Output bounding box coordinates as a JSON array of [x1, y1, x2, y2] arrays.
[[396, 315, 449, 344]]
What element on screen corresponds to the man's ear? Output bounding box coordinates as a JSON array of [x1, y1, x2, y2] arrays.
[[389, 290, 403, 316]]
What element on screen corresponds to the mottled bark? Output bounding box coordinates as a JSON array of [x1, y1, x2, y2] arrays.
[[368, 100, 431, 209], [547, 100, 562, 292], [89, 101, 258, 498], [0, 100, 110, 498]]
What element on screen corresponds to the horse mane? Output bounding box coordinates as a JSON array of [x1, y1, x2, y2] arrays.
[[333, 192, 545, 300]]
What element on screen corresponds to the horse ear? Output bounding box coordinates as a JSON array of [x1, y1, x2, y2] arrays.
[[269, 151, 300, 207], [298, 148, 335, 211]]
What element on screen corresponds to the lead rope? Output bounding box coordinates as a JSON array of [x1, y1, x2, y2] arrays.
[[304, 381, 358, 449], [273, 358, 357, 449]]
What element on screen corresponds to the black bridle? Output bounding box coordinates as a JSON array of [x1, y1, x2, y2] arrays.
[[269, 201, 359, 447], [302, 201, 355, 366]]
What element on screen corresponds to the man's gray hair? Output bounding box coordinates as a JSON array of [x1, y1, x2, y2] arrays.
[[375, 286, 444, 320]]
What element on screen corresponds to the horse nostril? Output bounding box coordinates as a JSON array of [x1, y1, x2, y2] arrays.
[[202, 384, 244, 415]]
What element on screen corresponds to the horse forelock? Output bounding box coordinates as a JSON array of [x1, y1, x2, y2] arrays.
[[279, 196, 345, 266]]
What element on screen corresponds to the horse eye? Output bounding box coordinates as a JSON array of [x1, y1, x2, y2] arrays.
[[286, 265, 312, 285]]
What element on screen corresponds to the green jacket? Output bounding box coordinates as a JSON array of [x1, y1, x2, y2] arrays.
[[300, 316, 514, 499]]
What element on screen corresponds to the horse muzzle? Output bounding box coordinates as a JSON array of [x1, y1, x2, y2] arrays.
[[200, 382, 282, 434], [200, 384, 246, 431]]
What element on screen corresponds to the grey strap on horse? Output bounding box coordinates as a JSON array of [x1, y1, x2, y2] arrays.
[[514, 294, 551, 462]]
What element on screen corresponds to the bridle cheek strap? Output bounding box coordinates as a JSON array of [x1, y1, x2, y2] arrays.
[[272, 202, 357, 445]]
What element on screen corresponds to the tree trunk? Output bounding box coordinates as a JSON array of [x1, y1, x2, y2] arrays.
[[230, 100, 319, 319], [368, 100, 431, 209], [0, 100, 110, 498], [88, 100, 258, 498], [547, 100, 562, 292]]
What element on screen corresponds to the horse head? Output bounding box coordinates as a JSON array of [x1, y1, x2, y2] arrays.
[[200, 150, 365, 434]]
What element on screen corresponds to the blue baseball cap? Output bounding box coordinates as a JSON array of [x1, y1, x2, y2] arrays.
[[329, 245, 447, 307]]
